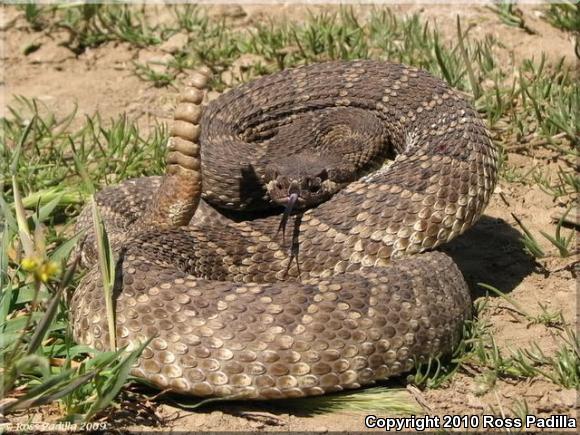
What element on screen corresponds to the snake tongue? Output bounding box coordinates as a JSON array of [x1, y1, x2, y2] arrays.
[[277, 192, 298, 242]]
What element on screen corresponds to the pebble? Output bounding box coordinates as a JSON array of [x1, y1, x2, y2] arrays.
[[137, 50, 174, 74], [160, 33, 188, 54], [559, 389, 577, 408]]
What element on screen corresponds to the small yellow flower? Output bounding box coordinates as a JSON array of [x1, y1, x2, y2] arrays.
[[38, 261, 60, 283], [21, 256, 40, 272], [21, 256, 60, 283]]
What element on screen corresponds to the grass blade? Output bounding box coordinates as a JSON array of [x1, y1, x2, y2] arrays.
[[456, 15, 480, 99], [84, 340, 149, 421], [90, 199, 116, 351], [26, 255, 79, 356], [11, 176, 34, 259], [3, 372, 96, 413]]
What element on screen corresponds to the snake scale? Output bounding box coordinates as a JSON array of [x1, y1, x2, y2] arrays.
[[72, 60, 498, 399]]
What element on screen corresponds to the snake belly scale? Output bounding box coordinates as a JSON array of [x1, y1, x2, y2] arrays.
[[72, 60, 498, 399]]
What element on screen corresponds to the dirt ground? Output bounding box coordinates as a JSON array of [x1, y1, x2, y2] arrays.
[[2, 2, 578, 433]]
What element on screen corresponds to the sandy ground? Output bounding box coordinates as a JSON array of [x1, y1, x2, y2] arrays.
[[2, 3, 578, 432]]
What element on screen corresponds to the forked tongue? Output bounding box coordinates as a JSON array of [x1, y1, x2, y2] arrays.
[[277, 192, 299, 243]]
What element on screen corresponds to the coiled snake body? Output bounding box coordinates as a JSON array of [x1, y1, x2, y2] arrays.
[[72, 61, 498, 399]]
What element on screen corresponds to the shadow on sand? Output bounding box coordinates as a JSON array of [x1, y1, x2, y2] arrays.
[[440, 214, 537, 299]]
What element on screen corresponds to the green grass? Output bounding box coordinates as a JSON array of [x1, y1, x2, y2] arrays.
[[20, 3, 48, 32], [133, 61, 176, 88], [18, 3, 578, 158], [1, 98, 166, 423], [486, 0, 536, 34], [1, 98, 167, 208], [1, 132, 146, 422], [3, 2, 579, 426], [544, 1, 580, 34], [411, 294, 579, 394], [511, 208, 578, 259], [464, 289, 579, 391]]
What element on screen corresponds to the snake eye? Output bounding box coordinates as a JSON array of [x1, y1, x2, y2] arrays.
[[308, 177, 321, 193]]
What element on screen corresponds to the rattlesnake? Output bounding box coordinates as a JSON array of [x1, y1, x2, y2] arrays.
[[72, 60, 498, 399]]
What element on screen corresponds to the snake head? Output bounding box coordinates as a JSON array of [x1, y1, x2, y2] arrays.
[[264, 155, 342, 242], [264, 152, 356, 243], [264, 159, 339, 211]]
